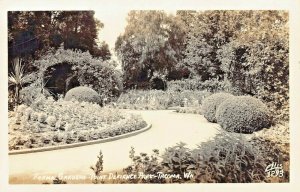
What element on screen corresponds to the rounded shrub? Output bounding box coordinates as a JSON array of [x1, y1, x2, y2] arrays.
[[64, 86, 101, 104], [216, 96, 271, 133], [201, 92, 234, 123]]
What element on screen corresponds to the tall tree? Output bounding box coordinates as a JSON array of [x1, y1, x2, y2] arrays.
[[115, 10, 186, 89], [218, 11, 288, 109], [179, 11, 242, 81], [8, 11, 111, 67]]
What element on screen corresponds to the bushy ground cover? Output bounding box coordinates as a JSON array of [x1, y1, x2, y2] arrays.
[[88, 123, 289, 184], [113, 89, 211, 110], [250, 122, 289, 182], [9, 98, 147, 151]]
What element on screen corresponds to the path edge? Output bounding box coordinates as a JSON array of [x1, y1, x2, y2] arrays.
[[9, 122, 152, 155]]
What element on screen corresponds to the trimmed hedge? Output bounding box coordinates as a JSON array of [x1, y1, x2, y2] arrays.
[[216, 96, 271, 133], [64, 86, 101, 104], [201, 93, 234, 123]]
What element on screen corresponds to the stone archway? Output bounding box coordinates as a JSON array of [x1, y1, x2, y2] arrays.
[[44, 62, 79, 99]]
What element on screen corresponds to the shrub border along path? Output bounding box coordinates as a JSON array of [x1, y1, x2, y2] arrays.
[[9, 122, 152, 155]]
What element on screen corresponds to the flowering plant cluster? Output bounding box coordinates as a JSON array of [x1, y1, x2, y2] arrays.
[[9, 98, 147, 150]]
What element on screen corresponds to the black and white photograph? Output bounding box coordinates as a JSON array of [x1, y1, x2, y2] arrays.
[[1, 0, 300, 191]]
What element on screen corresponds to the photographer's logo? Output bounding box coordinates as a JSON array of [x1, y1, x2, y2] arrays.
[[265, 162, 284, 178]]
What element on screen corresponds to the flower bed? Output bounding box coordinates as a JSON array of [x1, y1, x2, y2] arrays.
[[8, 98, 147, 151], [114, 90, 211, 110]]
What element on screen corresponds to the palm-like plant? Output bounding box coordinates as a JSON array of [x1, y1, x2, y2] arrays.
[[8, 58, 32, 107]]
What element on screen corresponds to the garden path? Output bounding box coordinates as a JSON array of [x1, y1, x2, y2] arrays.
[[9, 110, 221, 180]]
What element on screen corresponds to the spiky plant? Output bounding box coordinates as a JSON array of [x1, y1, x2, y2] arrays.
[[8, 58, 32, 107]]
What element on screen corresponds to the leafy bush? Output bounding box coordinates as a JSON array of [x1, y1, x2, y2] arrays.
[[216, 11, 288, 121], [123, 147, 164, 183], [216, 96, 271, 133], [64, 86, 101, 104], [201, 92, 234, 123], [250, 123, 289, 182], [33, 47, 123, 101], [167, 78, 203, 92], [190, 133, 267, 182], [19, 78, 52, 106], [167, 78, 236, 94], [200, 78, 238, 94], [121, 133, 269, 183], [268, 101, 289, 123], [116, 89, 211, 110]]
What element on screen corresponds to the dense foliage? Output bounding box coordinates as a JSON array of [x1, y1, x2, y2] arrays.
[[115, 11, 189, 89], [217, 11, 289, 118], [8, 11, 111, 62], [167, 78, 236, 93], [216, 96, 271, 133], [116, 10, 288, 121], [33, 47, 123, 101], [8, 58, 36, 108], [120, 133, 271, 183], [250, 123, 289, 182], [19, 76, 52, 107], [115, 90, 211, 110], [64, 86, 101, 104], [201, 93, 234, 123], [180, 10, 288, 118], [8, 11, 114, 109]]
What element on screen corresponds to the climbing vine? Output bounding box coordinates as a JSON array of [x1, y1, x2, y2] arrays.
[[33, 46, 123, 101]]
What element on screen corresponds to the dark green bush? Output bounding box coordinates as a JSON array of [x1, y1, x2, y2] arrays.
[[216, 96, 271, 133], [127, 133, 268, 183], [64, 86, 101, 104], [161, 132, 288, 183], [201, 92, 234, 123], [191, 133, 267, 183]]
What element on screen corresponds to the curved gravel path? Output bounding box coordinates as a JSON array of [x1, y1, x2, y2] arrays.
[[9, 110, 222, 180]]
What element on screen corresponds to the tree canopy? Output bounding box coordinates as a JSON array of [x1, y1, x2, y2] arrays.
[[115, 10, 288, 112], [8, 11, 111, 64], [115, 10, 188, 89]]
